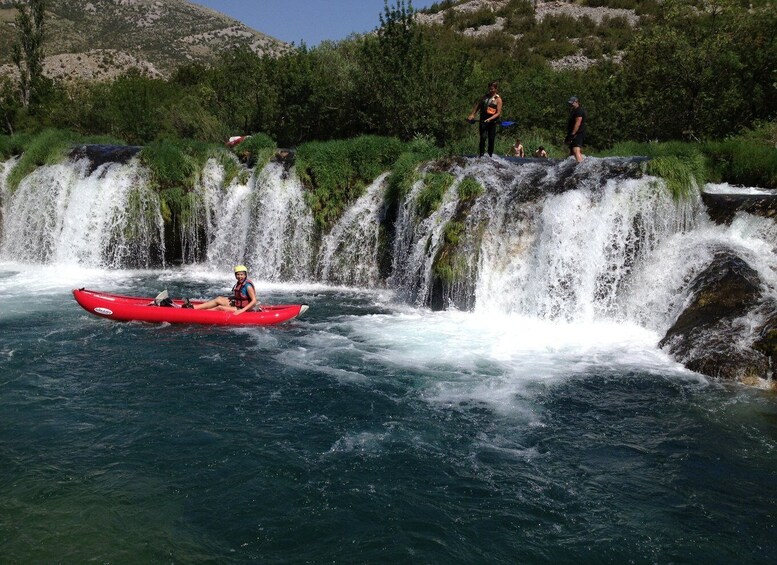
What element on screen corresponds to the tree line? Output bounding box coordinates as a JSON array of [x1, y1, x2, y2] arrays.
[[1, 0, 775, 151]]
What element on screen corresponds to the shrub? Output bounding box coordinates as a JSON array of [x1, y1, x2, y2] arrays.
[[704, 139, 777, 189], [296, 135, 407, 230], [231, 132, 276, 168]]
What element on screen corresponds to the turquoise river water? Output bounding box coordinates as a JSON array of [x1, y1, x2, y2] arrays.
[[1, 264, 776, 564]]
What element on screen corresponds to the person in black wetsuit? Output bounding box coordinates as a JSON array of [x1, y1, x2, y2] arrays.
[[565, 96, 587, 163], [468, 81, 503, 157]]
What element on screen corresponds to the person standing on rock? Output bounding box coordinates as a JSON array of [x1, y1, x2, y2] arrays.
[[468, 81, 502, 158], [565, 96, 587, 163]]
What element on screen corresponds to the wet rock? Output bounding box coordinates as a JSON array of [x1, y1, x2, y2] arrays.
[[659, 250, 773, 384], [272, 148, 296, 178], [69, 144, 142, 175], [701, 190, 777, 224]]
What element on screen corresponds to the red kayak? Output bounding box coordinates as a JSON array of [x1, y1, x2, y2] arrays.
[[73, 288, 308, 326]]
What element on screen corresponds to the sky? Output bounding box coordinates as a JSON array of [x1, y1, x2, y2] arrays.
[[192, 0, 437, 46]]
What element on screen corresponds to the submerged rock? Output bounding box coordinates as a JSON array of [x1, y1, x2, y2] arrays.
[[659, 250, 774, 386]]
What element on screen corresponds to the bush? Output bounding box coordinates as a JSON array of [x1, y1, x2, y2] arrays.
[[296, 135, 407, 230], [232, 133, 276, 168], [140, 138, 231, 191], [704, 139, 777, 189]]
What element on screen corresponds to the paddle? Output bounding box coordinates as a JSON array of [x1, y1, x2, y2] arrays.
[[151, 289, 174, 307], [467, 119, 516, 127]]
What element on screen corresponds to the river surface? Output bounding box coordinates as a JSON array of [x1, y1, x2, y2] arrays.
[[1, 263, 776, 564]]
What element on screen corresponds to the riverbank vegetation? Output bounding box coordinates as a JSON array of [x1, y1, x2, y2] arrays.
[[0, 0, 774, 192]]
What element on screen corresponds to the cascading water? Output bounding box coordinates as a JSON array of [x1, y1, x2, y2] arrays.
[[247, 162, 314, 281], [204, 161, 314, 280], [316, 173, 388, 287], [388, 157, 777, 335], [389, 170, 465, 306], [0, 157, 164, 268], [475, 175, 705, 325]]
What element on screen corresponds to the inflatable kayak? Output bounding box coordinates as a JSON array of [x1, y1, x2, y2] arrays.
[[73, 288, 308, 326]]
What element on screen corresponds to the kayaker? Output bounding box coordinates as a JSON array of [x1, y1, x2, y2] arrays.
[[190, 265, 259, 314]]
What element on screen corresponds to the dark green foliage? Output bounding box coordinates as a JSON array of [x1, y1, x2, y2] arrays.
[[0, 133, 32, 159], [139, 138, 225, 191], [11, 0, 46, 107], [621, 0, 776, 141], [231, 132, 276, 167], [601, 132, 777, 190], [704, 139, 777, 189]]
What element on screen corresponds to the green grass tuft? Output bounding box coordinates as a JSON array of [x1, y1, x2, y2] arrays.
[[296, 135, 408, 231], [417, 172, 455, 219], [5, 129, 123, 192], [458, 176, 484, 201]]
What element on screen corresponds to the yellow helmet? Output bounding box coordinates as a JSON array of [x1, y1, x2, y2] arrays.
[[233, 265, 248, 273]]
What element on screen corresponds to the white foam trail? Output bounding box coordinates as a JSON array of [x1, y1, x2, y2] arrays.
[[704, 183, 776, 196]]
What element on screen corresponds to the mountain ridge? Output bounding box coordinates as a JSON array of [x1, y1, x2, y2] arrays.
[[0, 0, 290, 81]]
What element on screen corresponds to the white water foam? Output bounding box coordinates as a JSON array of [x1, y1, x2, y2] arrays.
[[0, 158, 163, 267], [317, 173, 388, 287], [704, 183, 776, 196]]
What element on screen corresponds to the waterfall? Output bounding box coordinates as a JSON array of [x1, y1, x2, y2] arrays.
[[201, 160, 255, 269], [204, 161, 314, 281], [246, 162, 314, 281], [390, 169, 463, 306], [2, 149, 774, 342], [0, 157, 164, 268], [474, 174, 705, 325], [317, 173, 388, 287]]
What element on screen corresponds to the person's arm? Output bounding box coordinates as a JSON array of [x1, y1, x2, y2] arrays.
[[467, 99, 481, 121], [570, 116, 582, 137], [235, 284, 258, 314]]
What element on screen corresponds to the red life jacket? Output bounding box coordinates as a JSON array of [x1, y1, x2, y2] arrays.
[[232, 278, 254, 308]]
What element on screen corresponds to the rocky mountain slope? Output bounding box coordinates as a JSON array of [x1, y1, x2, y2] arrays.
[[417, 0, 642, 70], [0, 0, 289, 81]]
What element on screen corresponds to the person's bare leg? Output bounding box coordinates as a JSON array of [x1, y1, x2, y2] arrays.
[[572, 146, 584, 163], [193, 296, 232, 310]]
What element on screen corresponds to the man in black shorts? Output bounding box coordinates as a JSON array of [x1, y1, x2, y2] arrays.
[[565, 96, 587, 163]]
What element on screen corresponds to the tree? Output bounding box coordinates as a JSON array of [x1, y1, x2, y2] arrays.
[[357, 0, 428, 139], [11, 0, 47, 108]]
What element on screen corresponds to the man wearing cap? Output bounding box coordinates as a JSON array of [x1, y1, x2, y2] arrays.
[[565, 96, 587, 163]]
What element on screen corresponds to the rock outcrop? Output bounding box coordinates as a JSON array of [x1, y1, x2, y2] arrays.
[[659, 250, 775, 387]]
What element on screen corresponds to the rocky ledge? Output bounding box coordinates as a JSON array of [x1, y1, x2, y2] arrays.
[[659, 250, 776, 388]]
